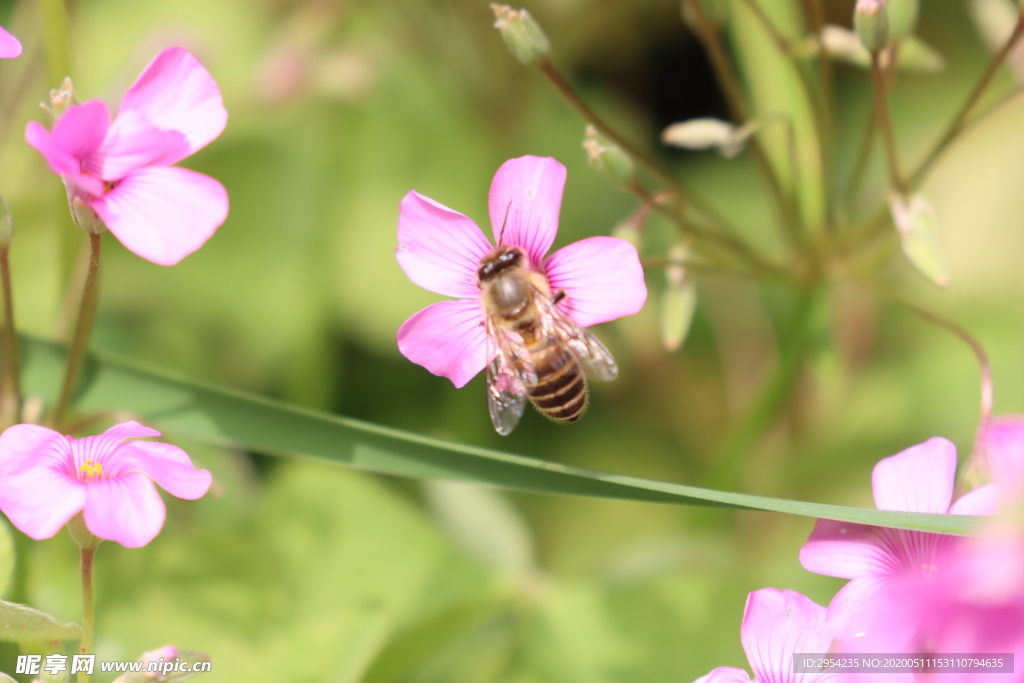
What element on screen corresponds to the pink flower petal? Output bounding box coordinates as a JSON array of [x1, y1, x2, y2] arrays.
[[26, 101, 110, 197], [0, 424, 66, 477], [488, 156, 565, 266], [83, 473, 165, 547], [0, 467, 86, 540], [118, 47, 227, 163], [0, 26, 22, 59], [397, 191, 493, 299], [872, 437, 956, 513], [544, 236, 647, 327], [799, 519, 892, 579], [88, 110, 190, 181], [949, 484, 1000, 516], [824, 574, 890, 642], [397, 300, 488, 388], [92, 165, 228, 265], [740, 588, 833, 683], [121, 441, 212, 500], [985, 416, 1024, 492], [694, 667, 752, 683], [102, 421, 162, 440]]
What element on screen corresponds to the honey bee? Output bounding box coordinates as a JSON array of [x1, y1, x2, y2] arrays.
[[478, 243, 618, 435]]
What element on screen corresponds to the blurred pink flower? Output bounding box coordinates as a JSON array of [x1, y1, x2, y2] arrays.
[[395, 155, 646, 387], [692, 588, 834, 683], [799, 438, 998, 641], [0, 27, 21, 58], [835, 533, 1024, 683], [25, 47, 228, 265], [0, 421, 211, 548], [985, 416, 1024, 495]]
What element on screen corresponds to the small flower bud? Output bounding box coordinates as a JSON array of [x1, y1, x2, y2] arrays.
[[583, 125, 635, 187], [888, 193, 948, 288], [855, 0, 890, 52], [491, 4, 551, 68], [0, 194, 13, 249], [46, 77, 74, 120], [660, 243, 697, 352]]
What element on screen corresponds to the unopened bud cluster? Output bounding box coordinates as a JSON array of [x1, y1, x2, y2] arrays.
[[491, 4, 551, 67]]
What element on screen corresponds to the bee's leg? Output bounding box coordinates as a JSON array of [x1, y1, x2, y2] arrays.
[[552, 289, 566, 306]]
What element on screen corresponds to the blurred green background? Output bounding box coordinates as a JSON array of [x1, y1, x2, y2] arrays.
[[0, 0, 1022, 680]]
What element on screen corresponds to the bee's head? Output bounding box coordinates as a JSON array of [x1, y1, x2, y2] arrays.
[[477, 246, 525, 283]]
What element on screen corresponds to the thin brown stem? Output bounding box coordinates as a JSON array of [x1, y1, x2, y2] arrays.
[[684, 0, 804, 250], [0, 246, 20, 425], [908, 14, 1024, 187], [870, 51, 906, 194], [881, 287, 993, 494], [78, 546, 95, 683], [52, 232, 102, 430]]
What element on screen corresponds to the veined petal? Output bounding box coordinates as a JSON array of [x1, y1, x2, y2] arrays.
[[88, 110, 190, 181], [872, 438, 956, 513], [488, 156, 565, 265], [824, 575, 890, 642], [799, 519, 895, 580], [397, 300, 488, 388], [0, 466, 86, 540], [92, 166, 228, 265], [949, 484, 999, 516], [26, 101, 110, 181], [397, 191, 492, 298], [121, 441, 212, 500], [0, 26, 22, 59], [740, 588, 833, 683], [0, 424, 68, 477], [544, 236, 647, 327], [119, 47, 227, 162], [83, 473, 165, 548]]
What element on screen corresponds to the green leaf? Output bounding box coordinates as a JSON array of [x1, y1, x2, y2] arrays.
[[19, 336, 979, 535], [0, 599, 80, 642]]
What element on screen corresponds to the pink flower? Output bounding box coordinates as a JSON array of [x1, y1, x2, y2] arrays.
[[985, 416, 1024, 496], [0, 421, 212, 548], [799, 438, 998, 642], [0, 27, 21, 59], [395, 155, 647, 387], [693, 588, 834, 683], [25, 47, 228, 265]]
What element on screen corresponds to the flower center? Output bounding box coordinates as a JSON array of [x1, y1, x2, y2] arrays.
[[78, 460, 104, 481]]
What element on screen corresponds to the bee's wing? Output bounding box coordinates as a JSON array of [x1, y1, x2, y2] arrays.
[[545, 301, 619, 382], [484, 318, 535, 435]]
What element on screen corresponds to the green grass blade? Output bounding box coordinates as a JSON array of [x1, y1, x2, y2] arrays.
[[19, 336, 980, 536]]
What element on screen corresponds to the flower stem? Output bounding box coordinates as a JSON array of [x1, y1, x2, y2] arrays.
[[37, 0, 72, 88], [870, 51, 906, 195], [78, 545, 95, 683], [53, 232, 101, 430], [881, 287, 994, 495], [535, 59, 753, 249], [908, 13, 1024, 189], [0, 245, 21, 426]]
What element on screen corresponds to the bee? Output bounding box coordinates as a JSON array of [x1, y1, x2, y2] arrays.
[[478, 243, 618, 436]]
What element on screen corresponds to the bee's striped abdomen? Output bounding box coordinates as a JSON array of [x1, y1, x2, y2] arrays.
[[523, 336, 587, 423]]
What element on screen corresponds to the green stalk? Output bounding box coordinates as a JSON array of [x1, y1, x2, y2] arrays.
[[0, 245, 20, 426], [870, 51, 907, 195], [37, 0, 72, 88], [52, 232, 101, 429], [78, 546, 95, 683], [705, 286, 823, 490]]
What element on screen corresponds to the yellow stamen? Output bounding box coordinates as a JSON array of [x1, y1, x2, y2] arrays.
[[79, 460, 103, 477]]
